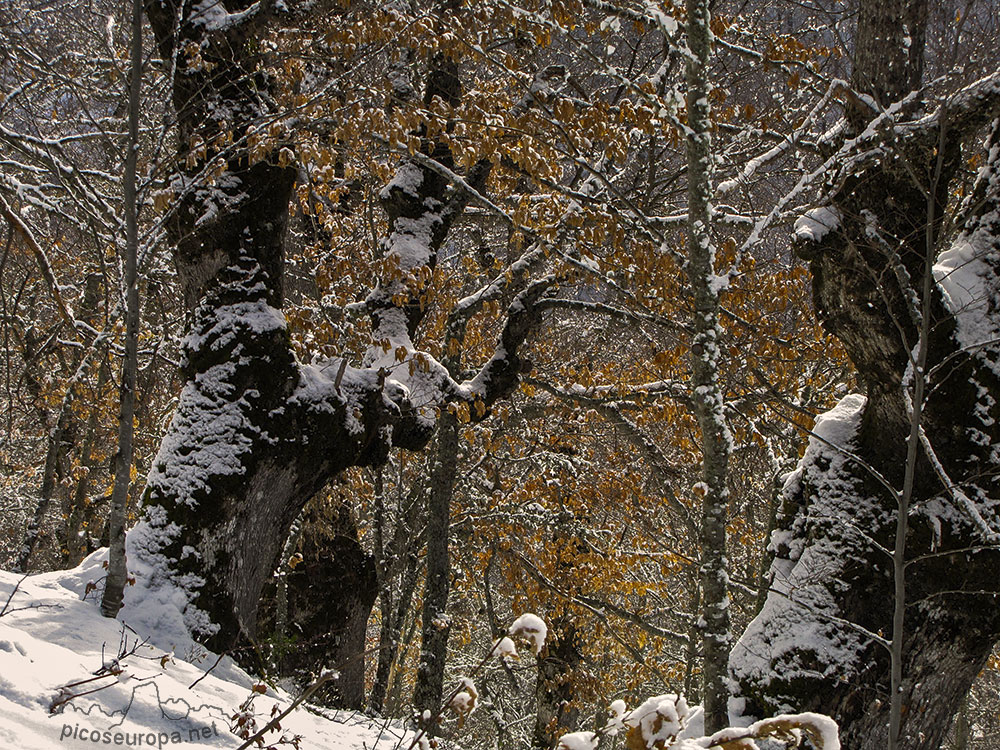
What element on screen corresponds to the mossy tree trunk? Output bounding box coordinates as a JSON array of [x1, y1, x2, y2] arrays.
[[132, 0, 532, 660], [731, 3, 1000, 748]]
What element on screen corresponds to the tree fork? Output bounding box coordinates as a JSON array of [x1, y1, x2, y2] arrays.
[[132, 0, 427, 651], [130, 0, 535, 658]]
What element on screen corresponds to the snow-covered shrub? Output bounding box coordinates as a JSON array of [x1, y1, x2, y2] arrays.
[[507, 612, 548, 655], [554, 694, 839, 750]]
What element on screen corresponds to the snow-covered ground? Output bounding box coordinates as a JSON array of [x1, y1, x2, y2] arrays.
[[0, 551, 840, 750], [0, 552, 412, 750]]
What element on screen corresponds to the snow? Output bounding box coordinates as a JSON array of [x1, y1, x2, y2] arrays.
[[290, 360, 401, 437], [189, 0, 266, 32], [731, 394, 878, 712], [379, 162, 424, 200], [808, 392, 866, 447], [556, 731, 597, 750], [362, 324, 468, 426], [0, 566, 839, 750], [507, 612, 547, 655], [383, 214, 439, 271], [625, 694, 703, 747], [710, 712, 841, 750], [934, 225, 1000, 358], [178, 176, 249, 231], [183, 298, 285, 355], [146, 267, 288, 514], [0, 561, 413, 750], [146, 362, 258, 510], [793, 206, 840, 243], [449, 678, 478, 717], [931, 142, 1000, 490], [644, 2, 678, 36], [762, 712, 839, 750], [362, 170, 466, 421], [555, 696, 836, 750], [493, 636, 517, 661], [606, 699, 627, 735]]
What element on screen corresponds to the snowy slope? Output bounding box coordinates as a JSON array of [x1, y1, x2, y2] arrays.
[[0, 553, 412, 750], [0, 552, 841, 750]]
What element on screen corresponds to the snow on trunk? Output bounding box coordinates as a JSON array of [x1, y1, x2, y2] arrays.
[[684, 0, 732, 732]]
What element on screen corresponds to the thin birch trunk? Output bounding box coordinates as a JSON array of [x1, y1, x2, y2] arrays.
[[101, 0, 142, 618], [889, 109, 949, 750], [685, 0, 731, 731], [270, 510, 304, 672]]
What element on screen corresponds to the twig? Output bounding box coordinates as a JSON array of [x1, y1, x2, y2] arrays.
[[0, 572, 29, 617], [50, 665, 126, 715], [405, 637, 511, 750], [233, 671, 337, 750], [188, 650, 228, 690], [0, 603, 61, 616]]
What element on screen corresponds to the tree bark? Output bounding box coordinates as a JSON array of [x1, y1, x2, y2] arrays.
[[102, 0, 143, 618], [130, 0, 529, 656], [685, 0, 731, 732], [131, 0, 429, 651], [277, 502, 378, 709], [412, 409, 460, 721], [730, 3, 1000, 748], [533, 622, 583, 750]]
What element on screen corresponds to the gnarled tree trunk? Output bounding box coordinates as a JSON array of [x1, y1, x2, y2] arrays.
[[130, 0, 435, 652], [731, 2, 1000, 748], [129, 0, 532, 660]]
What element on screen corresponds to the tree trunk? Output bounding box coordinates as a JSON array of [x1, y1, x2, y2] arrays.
[[413, 409, 460, 722], [370, 465, 425, 714], [533, 622, 583, 750], [61, 358, 111, 565], [131, 0, 429, 652], [17, 403, 70, 571], [370, 547, 420, 714], [951, 695, 970, 750], [685, 0, 731, 731], [409, 48, 475, 716], [278, 502, 378, 709], [129, 0, 523, 656], [102, 0, 142, 618], [730, 3, 1000, 748]]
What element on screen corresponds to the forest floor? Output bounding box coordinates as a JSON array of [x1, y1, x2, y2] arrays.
[[0, 552, 411, 750]]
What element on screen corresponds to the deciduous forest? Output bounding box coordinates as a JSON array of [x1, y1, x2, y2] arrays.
[[1, 0, 999, 749]]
